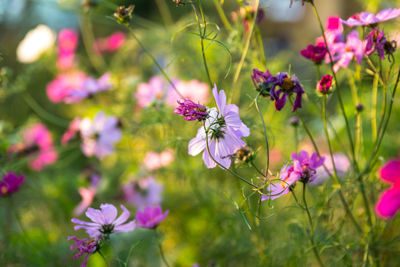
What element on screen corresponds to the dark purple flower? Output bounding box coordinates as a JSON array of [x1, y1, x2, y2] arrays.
[[68, 236, 98, 267], [317, 74, 333, 93], [300, 43, 327, 64], [135, 205, 169, 229], [0, 172, 25, 196], [365, 28, 386, 59], [174, 99, 208, 121]]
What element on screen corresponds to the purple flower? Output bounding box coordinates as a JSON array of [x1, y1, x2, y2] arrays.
[[188, 85, 250, 169], [68, 236, 98, 267], [0, 172, 25, 196], [122, 176, 163, 211], [135, 205, 169, 229], [300, 43, 327, 64], [174, 99, 208, 121], [341, 9, 400, 27], [66, 73, 112, 103], [364, 28, 396, 60], [317, 74, 333, 93], [79, 111, 122, 159], [71, 203, 136, 238], [262, 151, 325, 200], [310, 153, 350, 186], [331, 30, 364, 72]]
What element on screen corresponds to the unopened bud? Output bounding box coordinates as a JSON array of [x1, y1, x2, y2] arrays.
[[289, 116, 299, 127], [114, 5, 135, 26]]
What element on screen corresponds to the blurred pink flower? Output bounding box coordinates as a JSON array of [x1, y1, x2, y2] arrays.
[[8, 124, 58, 171], [135, 205, 168, 229], [310, 153, 350, 186], [62, 118, 82, 145], [73, 175, 101, 216], [341, 8, 400, 27], [57, 29, 79, 70], [123, 176, 163, 210], [66, 73, 112, 103], [167, 80, 209, 107], [134, 76, 173, 108], [94, 31, 126, 54], [72, 203, 136, 238], [0, 172, 25, 196], [376, 155, 400, 219], [79, 112, 122, 159], [331, 31, 364, 73], [46, 71, 87, 103], [143, 149, 174, 171]]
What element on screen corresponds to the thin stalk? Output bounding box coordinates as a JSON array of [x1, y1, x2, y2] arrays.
[[372, 73, 379, 141], [291, 189, 305, 210], [212, 0, 232, 31], [156, 230, 170, 267], [155, 0, 173, 26], [254, 94, 270, 174], [302, 183, 325, 267]]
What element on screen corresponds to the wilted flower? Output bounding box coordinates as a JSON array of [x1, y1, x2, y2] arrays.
[[341, 8, 400, 27], [62, 118, 82, 146], [114, 5, 135, 26], [72, 203, 136, 238], [174, 99, 208, 121], [123, 176, 163, 210], [317, 74, 333, 93], [364, 28, 396, 61], [79, 112, 122, 159], [8, 124, 58, 171], [310, 153, 350, 186], [68, 236, 98, 267], [143, 149, 175, 171], [0, 172, 25, 196], [73, 174, 101, 216], [135, 205, 169, 229], [300, 43, 327, 64], [376, 155, 400, 219], [188, 85, 250, 169], [16, 25, 56, 63], [57, 29, 79, 70], [94, 32, 126, 54]]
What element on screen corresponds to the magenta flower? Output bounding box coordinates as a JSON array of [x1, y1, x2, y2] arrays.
[[8, 124, 58, 171], [123, 176, 163, 210], [143, 149, 175, 171], [66, 73, 112, 103], [188, 85, 250, 169], [341, 8, 400, 27], [79, 112, 122, 159], [135, 205, 169, 229], [300, 43, 327, 64], [317, 74, 333, 93], [68, 236, 98, 267], [364, 28, 396, 60], [261, 164, 298, 201], [72, 203, 136, 238], [0, 172, 25, 196], [62, 118, 81, 146], [376, 156, 400, 219], [174, 99, 208, 121], [57, 29, 79, 70], [46, 71, 87, 103], [94, 31, 126, 54]]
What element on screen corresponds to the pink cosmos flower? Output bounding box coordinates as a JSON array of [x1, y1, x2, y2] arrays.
[[167, 80, 210, 107], [135, 205, 169, 229], [317, 74, 333, 93], [46, 71, 87, 103], [94, 31, 126, 54], [71, 203, 136, 238], [0, 172, 25, 196], [73, 175, 101, 216], [341, 8, 400, 27], [376, 155, 400, 219], [68, 236, 98, 267], [188, 85, 250, 169], [122, 176, 163, 211], [310, 153, 350, 186], [134, 76, 173, 109], [143, 149, 175, 171], [331, 31, 364, 73], [62, 118, 82, 146], [79, 112, 122, 159], [57, 29, 79, 70], [66, 73, 112, 103], [8, 124, 58, 171], [262, 151, 325, 200]]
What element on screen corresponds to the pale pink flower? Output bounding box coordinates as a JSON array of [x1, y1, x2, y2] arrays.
[[167, 80, 210, 107], [341, 8, 400, 27], [73, 175, 101, 216], [143, 149, 174, 171], [62, 118, 82, 145], [135, 205, 169, 229], [46, 71, 87, 103], [122, 176, 163, 210], [57, 29, 79, 70], [94, 31, 126, 54], [134, 76, 173, 109]]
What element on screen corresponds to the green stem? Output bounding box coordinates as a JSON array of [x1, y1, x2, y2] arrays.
[[212, 0, 232, 31], [156, 230, 170, 267], [372, 72, 379, 141], [302, 183, 325, 267], [254, 94, 270, 174], [155, 0, 173, 26]]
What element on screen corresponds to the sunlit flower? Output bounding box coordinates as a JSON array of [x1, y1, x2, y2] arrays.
[[123, 176, 163, 210], [167, 80, 210, 107], [79, 112, 122, 159], [16, 25, 56, 63], [341, 8, 400, 27], [134, 76, 174, 108], [72, 203, 136, 238], [68, 236, 98, 267], [66, 73, 112, 103], [135, 205, 169, 229], [73, 175, 101, 216], [317, 74, 333, 93], [376, 155, 400, 219], [94, 31, 126, 54], [0, 172, 25, 196], [331, 31, 364, 72], [8, 124, 58, 171], [188, 85, 250, 169], [143, 149, 175, 171]]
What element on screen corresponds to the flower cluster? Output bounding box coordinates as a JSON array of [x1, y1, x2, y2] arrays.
[[252, 69, 304, 111], [262, 151, 325, 200]]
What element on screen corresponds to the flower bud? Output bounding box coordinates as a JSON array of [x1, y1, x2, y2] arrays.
[[289, 116, 299, 127], [356, 103, 364, 112], [114, 5, 135, 26], [317, 74, 333, 93]]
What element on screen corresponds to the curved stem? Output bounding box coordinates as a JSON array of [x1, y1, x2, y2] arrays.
[[254, 94, 270, 174], [156, 230, 170, 267]]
